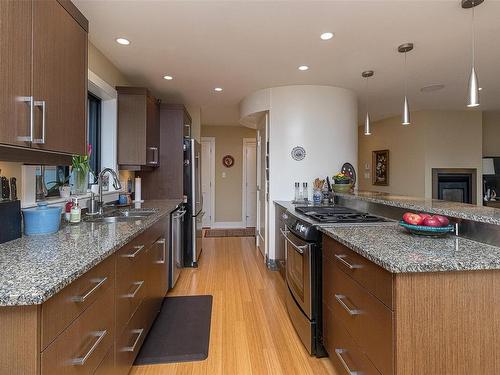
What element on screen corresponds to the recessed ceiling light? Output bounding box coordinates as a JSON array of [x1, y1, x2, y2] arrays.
[[320, 32, 334, 40], [163, 75, 173, 80], [478, 87, 483, 91], [214, 87, 223, 92], [298, 65, 309, 71], [115, 37, 130, 45], [420, 84, 445, 93]]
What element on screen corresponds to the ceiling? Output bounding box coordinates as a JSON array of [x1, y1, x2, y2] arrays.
[[74, 0, 500, 126]]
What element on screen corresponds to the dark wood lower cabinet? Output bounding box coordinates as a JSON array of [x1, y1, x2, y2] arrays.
[[323, 235, 500, 375], [0, 216, 169, 375]]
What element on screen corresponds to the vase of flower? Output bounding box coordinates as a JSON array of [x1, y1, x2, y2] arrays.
[[72, 144, 93, 195]]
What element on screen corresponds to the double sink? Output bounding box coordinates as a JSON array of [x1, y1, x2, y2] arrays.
[[84, 208, 156, 224]]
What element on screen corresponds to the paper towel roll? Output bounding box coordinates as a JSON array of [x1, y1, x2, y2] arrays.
[[134, 177, 143, 203]]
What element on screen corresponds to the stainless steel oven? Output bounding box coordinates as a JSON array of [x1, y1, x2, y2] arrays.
[[281, 213, 325, 357]]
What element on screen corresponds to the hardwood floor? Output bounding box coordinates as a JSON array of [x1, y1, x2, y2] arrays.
[[131, 236, 337, 375]]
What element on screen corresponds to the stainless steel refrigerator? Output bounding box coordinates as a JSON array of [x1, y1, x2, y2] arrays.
[[183, 138, 204, 267]]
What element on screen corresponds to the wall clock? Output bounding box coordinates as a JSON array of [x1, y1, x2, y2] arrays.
[[291, 146, 306, 161], [222, 155, 235, 168]]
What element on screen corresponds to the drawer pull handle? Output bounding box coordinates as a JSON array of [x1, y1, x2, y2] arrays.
[[124, 281, 144, 298], [123, 245, 145, 258], [335, 349, 361, 375], [71, 330, 107, 366], [155, 238, 167, 264], [335, 294, 362, 316], [122, 328, 144, 352], [72, 277, 107, 303], [334, 254, 361, 270]]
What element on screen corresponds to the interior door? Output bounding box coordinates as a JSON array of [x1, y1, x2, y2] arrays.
[[245, 142, 257, 227], [32, 0, 87, 155], [0, 0, 32, 147], [201, 139, 213, 227]]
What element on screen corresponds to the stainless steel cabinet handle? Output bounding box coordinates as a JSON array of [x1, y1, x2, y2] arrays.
[[16, 96, 34, 142], [72, 277, 107, 303], [334, 254, 361, 270], [335, 294, 362, 316], [335, 349, 361, 375], [155, 238, 166, 264], [122, 328, 144, 352], [71, 330, 107, 366], [122, 244, 145, 258], [147, 147, 159, 165], [280, 228, 308, 255], [33, 100, 46, 144], [124, 281, 144, 298]]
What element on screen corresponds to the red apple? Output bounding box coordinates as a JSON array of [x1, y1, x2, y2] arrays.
[[423, 216, 442, 227], [419, 213, 431, 220], [403, 212, 424, 225], [434, 215, 449, 227]]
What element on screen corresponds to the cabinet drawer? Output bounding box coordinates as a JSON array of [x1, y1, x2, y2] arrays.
[[323, 305, 381, 375], [323, 236, 393, 308], [94, 347, 116, 375], [324, 258, 393, 375], [115, 300, 151, 375], [116, 248, 149, 335], [41, 255, 115, 350], [41, 285, 114, 375], [116, 218, 165, 276]]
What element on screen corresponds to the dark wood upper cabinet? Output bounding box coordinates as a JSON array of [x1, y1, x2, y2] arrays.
[[31, 0, 87, 155], [0, 0, 33, 147], [0, 0, 88, 158], [117, 87, 160, 167], [139, 104, 191, 200]]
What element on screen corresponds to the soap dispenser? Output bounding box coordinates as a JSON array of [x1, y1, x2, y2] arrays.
[[70, 197, 81, 223]]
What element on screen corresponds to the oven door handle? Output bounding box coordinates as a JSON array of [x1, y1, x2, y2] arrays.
[[280, 228, 308, 255]]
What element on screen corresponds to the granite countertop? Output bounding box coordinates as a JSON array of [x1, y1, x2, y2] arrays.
[[0, 199, 182, 307], [320, 224, 500, 273], [337, 191, 500, 225]]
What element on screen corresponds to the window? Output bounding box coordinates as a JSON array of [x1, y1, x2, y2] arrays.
[[88, 93, 101, 178]]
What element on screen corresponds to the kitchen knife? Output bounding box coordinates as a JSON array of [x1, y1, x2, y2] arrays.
[[1, 176, 10, 200], [10, 177, 17, 201]]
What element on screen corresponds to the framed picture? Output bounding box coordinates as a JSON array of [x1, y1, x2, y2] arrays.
[[372, 150, 389, 186]]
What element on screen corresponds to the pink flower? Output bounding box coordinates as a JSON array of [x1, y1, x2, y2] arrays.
[[87, 144, 92, 157]]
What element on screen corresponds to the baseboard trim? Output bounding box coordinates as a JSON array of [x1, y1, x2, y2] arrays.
[[212, 221, 246, 229], [265, 255, 279, 271]]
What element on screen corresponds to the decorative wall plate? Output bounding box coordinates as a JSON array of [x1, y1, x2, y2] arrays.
[[222, 155, 235, 168], [291, 146, 306, 161], [341, 162, 357, 187]]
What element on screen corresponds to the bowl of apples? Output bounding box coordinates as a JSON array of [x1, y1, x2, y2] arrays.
[[399, 212, 454, 237]]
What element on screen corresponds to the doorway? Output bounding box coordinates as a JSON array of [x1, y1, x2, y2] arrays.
[[243, 138, 257, 228], [201, 137, 215, 228]]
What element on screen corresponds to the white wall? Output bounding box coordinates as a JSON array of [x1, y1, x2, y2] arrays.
[[241, 85, 358, 260]]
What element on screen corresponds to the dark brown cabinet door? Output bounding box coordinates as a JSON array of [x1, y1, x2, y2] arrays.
[[0, 0, 33, 147], [146, 96, 160, 166], [32, 0, 87, 155]]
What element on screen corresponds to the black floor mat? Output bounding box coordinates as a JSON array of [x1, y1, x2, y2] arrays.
[[134, 295, 213, 365]]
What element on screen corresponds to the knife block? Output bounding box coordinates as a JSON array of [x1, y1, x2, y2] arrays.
[[0, 200, 22, 244]]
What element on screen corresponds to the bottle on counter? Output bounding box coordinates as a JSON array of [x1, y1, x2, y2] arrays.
[[294, 182, 301, 202], [70, 197, 81, 223], [303, 182, 309, 202]]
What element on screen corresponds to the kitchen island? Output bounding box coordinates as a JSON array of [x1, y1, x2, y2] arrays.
[[0, 199, 182, 375]]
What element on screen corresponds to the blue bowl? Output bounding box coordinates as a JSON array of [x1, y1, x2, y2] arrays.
[[399, 221, 454, 237], [22, 202, 62, 235]]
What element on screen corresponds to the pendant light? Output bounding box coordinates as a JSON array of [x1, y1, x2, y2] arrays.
[[362, 70, 374, 135], [398, 43, 414, 126], [462, 0, 483, 108]]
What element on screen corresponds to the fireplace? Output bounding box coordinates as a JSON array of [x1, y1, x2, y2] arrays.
[[432, 168, 477, 204]]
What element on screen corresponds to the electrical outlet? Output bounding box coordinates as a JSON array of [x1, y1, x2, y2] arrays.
[[222, 172, 226, 178]]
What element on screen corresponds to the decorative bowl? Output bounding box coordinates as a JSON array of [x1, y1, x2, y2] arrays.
[[332, 183, 352, 193], [399, 221, 454, 237]]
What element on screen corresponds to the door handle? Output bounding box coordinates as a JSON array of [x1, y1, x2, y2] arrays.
[[124, 281, 144, 298], [334, 254, 362, 270], [280, 228, 308, 254], [72, 277, 107, 303], [335, 294, 362, 315], [155, 238, 166, 264], [33, 100, 46, 144], [16, 96, 34, 142], [122, 244, 145, 258], [122, 329, 144, 352], [335, 349, 361, 375]]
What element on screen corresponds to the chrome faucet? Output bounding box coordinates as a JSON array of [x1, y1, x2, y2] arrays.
[[97, 168, 122, 214]]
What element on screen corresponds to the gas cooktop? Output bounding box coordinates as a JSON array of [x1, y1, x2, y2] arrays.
[[295, 205, 389, 224]]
